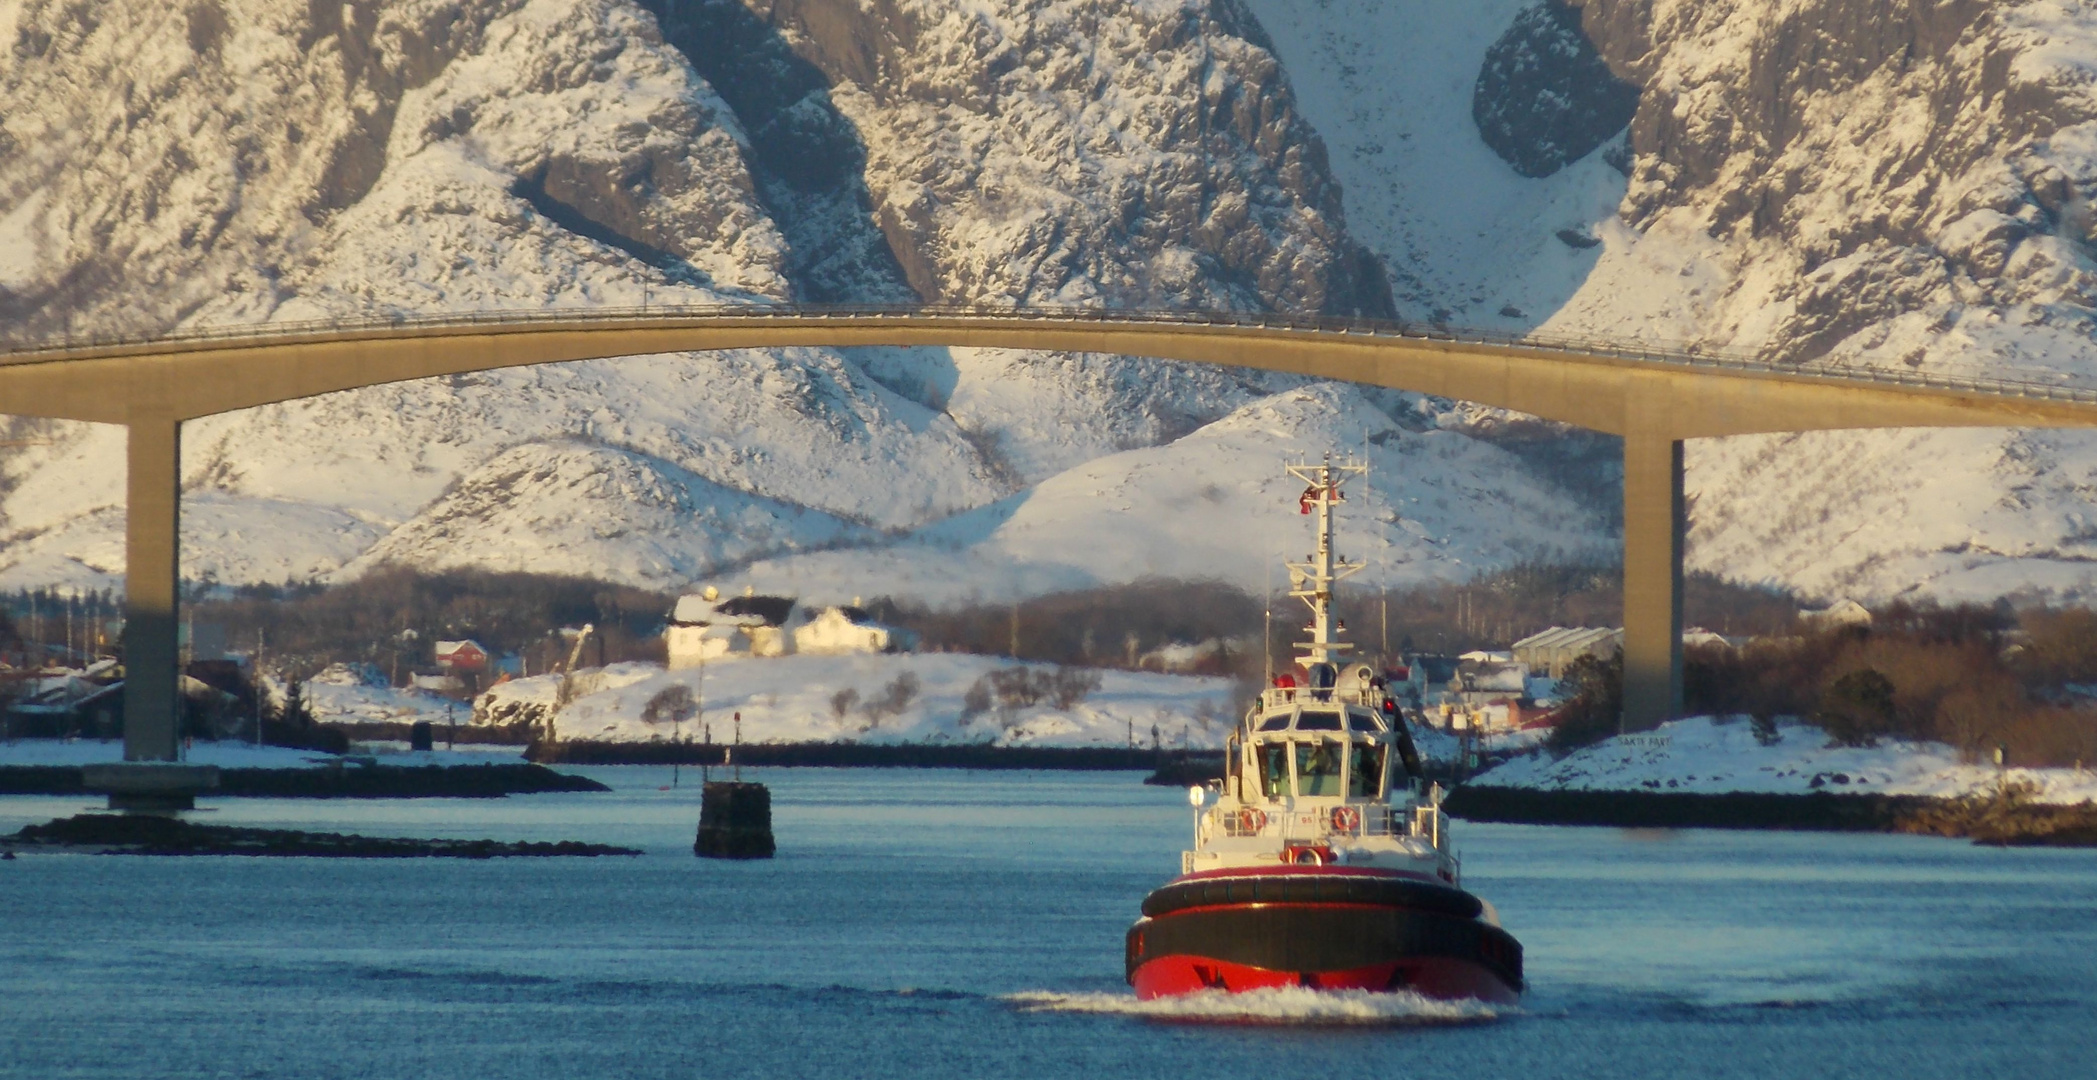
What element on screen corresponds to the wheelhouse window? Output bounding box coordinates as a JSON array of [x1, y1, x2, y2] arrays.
[[1258, 713, 1292, 731], [1348, 743, 1386, 798], [1296, 741, 1343, 797], [1296, 709, 1343, 731], [1258, 742, 1291, 798], [1346, 709, 1385, 732]]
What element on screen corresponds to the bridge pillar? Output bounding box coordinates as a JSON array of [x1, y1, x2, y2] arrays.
[[1621, 432, 1684, 732], [122, 411, 181, 762]]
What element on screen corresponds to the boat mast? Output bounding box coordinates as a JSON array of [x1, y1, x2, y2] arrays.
[[1285, 457, 1368, 670]]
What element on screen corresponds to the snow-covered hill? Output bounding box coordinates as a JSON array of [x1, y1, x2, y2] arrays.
[[0, 0, 1436, 599], [738, 383, 1613, 606], [486, 653, 1236, 748], [1472, 714, 2097, 805], [9, 0, 2097, 609], [1249, 0, 2097, 603]]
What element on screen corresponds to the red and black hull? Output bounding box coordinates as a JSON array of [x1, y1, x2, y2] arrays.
[[1125, 868, 1522, 1004]]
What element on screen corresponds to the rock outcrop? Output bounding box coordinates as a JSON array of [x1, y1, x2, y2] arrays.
[[1474, 1, 1640, 179]]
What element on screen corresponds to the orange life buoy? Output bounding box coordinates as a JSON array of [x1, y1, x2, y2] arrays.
[[1330, 805, 1361, 833], [1289, 846, 1324, 865], [1236, 808, 1268, 834]]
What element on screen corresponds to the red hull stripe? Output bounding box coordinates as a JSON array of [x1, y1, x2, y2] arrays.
[[1126, 902, 1524, 994]]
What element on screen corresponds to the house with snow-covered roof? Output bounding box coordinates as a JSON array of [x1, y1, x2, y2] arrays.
[[434, 640, 488, 672], [792, 602, 917, 656], [1799, 599, 1873, 629], [667, 586, 801, 667]]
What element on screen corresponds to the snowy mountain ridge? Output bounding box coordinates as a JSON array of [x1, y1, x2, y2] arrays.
[[7, 0, 2097, 608]]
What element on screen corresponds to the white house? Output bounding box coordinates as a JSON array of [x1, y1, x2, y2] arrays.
[[666, 586, 801, 668], [793, 604, 917, 655], [1800, 599, 1873, 629]]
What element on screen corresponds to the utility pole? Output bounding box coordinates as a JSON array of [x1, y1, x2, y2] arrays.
[[254, 629, 265, 746], [1263, 554, 1274, 684], [684, 655, 705, 789], [1381, 589, 1389, 662]]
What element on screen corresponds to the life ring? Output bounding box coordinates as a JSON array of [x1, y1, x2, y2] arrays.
[[1236, 808, 1268, 834], [1329, 805, 1361, 833], [1290, 846, 1324, 865]]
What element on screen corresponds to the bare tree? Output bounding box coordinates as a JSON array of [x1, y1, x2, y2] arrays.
[[641, 684, 697, 728]]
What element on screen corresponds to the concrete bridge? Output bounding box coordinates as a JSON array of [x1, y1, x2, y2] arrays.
[[6, 305, 2097, 762]]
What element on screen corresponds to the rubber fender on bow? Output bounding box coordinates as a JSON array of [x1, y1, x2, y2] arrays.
[[1139, 874, 1484, 920]]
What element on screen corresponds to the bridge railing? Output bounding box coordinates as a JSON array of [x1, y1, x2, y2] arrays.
[[6, 302, 2097, 406]]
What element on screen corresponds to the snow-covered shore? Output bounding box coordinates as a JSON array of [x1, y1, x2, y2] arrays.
[[301, 676, 471, 727], [493, 654, 1236, 749], [1472, 716, 2097, 805]]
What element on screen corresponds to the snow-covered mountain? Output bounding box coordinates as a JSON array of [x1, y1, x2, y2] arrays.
[[1249, 0, 2097, 602], [742, 383, 1614, 606], [6, 0, 2097, 607]]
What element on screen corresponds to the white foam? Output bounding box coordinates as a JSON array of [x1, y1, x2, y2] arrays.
[[1003, 987, 1507, 1026]]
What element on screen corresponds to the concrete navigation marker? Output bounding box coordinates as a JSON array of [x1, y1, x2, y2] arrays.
[[81, 763, 219, 813], [696, 781, 775, 859]]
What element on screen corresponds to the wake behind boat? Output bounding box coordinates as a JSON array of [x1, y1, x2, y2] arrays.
[[1125, 459, 1523, 1004]]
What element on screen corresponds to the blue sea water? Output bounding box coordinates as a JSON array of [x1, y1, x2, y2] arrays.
[[2, 767, 2094, 1079]]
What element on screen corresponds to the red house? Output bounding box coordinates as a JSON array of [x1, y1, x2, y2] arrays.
[[434, 639, 488, 672]]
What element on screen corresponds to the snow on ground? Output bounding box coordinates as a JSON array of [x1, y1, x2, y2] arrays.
[[538, 653, 1236, 748], [1408, 723, 1464, 767], [1243, 0, 1630, 329], [302, 677, 473, 728], [1685, 425, 2097, 605], [734, 384, 1612, 607], [1472, 715, 2097, 804], [334, 440, 875, 589]]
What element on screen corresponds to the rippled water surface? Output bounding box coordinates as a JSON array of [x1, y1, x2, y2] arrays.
[[3, 767, 2093, 1078]]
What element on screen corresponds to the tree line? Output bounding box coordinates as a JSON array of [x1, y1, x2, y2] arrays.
[[1547, 601, 2097, 767]]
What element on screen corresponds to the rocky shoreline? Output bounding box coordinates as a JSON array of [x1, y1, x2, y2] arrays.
[[0, 763, 609, 799], [1446, 785, 2097, 847], [2, 814, 638, 858]]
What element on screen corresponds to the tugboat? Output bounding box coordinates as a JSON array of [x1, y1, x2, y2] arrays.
[[1124, 459, 1523, 1003]]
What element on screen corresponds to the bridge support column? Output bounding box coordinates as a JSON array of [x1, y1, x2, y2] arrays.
[[122, 411, 181, 762], [1621, 432, 1684, 732]]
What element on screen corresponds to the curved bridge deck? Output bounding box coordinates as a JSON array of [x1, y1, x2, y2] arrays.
[[5, 305, 2094, 758]]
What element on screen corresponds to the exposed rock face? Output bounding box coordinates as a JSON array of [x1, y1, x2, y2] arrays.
[[1564, 0, 2097, 368], [16, 0, 2097, 606], [1526, 0, 2097, 601], [646, 0, 920, 302], [0, 0, 790, 339], [1473, 1, 1640, 178], [0, 0, 1419, 598], [703, 0, 1393, 314]]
